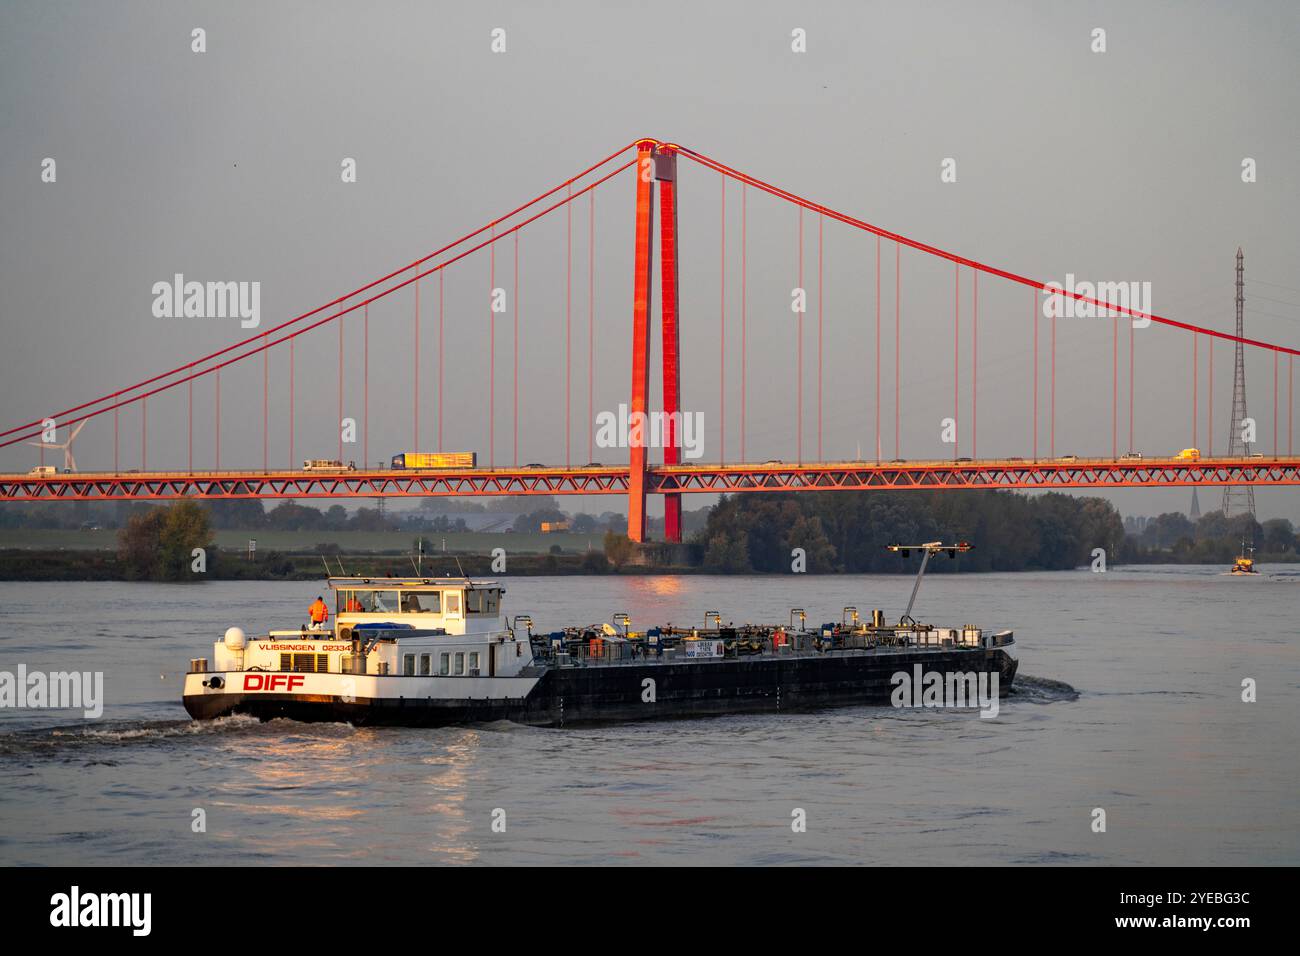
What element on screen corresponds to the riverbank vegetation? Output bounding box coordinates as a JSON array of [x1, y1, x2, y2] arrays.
[[0, 492, 1293, 580], [693, 491, 1127, 573]]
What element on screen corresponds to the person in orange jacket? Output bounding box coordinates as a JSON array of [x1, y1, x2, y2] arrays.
[[344, 594, 363, 613], [308, 595, 330, 629]]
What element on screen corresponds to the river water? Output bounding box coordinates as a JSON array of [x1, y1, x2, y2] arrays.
[[0, 568, 1296, 866]]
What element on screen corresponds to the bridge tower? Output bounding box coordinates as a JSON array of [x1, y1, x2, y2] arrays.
[[627, 141, 655, 543], [626, 140, 684, 544], [1222, 247, 1256, 517], [656, 145, 683, 544]]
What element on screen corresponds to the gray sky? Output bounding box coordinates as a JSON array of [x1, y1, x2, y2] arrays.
[[2, 0, 1298, 521]]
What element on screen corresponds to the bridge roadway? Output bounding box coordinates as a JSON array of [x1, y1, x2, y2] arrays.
[[3, 456, 1298, 501]]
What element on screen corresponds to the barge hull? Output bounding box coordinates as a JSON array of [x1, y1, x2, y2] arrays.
[[183, 648, 1017, 728]]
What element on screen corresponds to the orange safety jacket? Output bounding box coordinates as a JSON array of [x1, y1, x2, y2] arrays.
[[309, 599, 330, 624]]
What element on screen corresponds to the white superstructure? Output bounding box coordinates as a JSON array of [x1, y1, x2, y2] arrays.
[[186, 577, 539, 717]]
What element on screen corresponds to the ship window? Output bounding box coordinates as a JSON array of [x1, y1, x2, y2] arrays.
[[402, 591, 438, 613], [439, 653, 450, 676], [402, 654, 415, 676], [444, 592, 462, 617], [462, 587, 491, 616], [466, 589, 499, 615], [419, 654, 431, 676], [339, 590, 374, 613], [454, 652, 465, 676], [468, 652, 480, 675], [360, 590, 400, 613], [469, 589, 496, 615]]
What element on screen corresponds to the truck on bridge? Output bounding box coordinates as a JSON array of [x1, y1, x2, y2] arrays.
[[391, 452, 477, 469]]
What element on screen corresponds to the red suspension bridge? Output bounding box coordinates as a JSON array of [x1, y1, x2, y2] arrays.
[[3, 138, 1298, 542]]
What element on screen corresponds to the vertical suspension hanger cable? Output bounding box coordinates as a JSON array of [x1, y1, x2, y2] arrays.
[[289, 339, 295, 468], [438, 271, 444, 452], [1050, 303, 1056, 458], [588, 192, 594, 467], [490, 226, 496, 468], [1274, 350, 1280, 456], [721, 174, 727, 465], [953, 263, 959, 459], [875, 234, 880, 462], [797, 206, 803, 464], [414, 272, 420, 453], [566, 183, 572, 469], [338, 315, 344, 462], [1193, 332, 1198, 449], [816, 211, 822, 461], [741, 182, 747, 463], [517, 227, 522, 468], [1208, 337, 1213, 456], [262, 333, 268, 471], [1111, 311, 1117, 459], [363, 303, 369, 468], [895, 242, 900, 460], [1033, 286, 1038, 460]]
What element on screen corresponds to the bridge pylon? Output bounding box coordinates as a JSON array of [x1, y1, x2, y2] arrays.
[[627, 141, 656, 543], [627, 140, 684, 544], [657, 145, 683, 543]]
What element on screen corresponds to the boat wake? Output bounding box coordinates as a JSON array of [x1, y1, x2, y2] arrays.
[[0, 714, 356, 758], [1009, 674, 1079, 703]]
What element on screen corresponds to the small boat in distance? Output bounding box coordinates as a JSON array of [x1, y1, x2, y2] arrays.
[[1229, 543, 1259, 576]]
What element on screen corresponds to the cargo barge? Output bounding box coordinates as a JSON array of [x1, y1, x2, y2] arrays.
[[182, 543, 1018, 727]]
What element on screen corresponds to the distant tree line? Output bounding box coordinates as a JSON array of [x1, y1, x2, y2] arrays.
[[693, 490, 1127, 573], [0, 496, 714, 537], [1123, 511, 1297, 563]]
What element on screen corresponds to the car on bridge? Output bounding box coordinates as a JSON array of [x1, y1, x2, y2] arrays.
[[1175, 448, 1201, 461]]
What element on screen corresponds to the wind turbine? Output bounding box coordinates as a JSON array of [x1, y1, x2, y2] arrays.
[[28, 420, 87, 472]]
